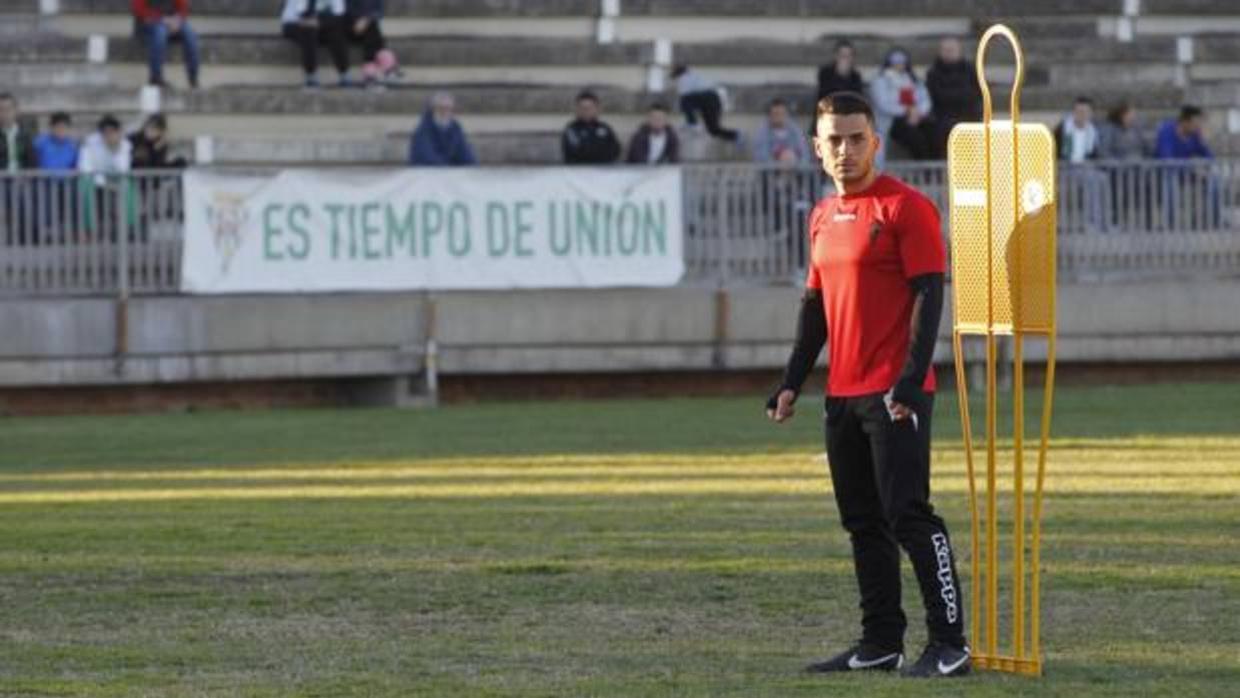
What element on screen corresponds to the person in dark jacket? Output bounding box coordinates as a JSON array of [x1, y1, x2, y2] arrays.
[[345, 0, 400, 88], [562, 90, 621, 165], [280, 0, 351, 88], [129, 113, 187, 169], [626, 102, 680, 164], [0, 93, 37, 172], [409, 92, 477, 166], [810, 40, 865, 136], [926, 37, 981, 159]]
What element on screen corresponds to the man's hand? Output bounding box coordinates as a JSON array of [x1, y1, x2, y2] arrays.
[[354, 17, 370, 35], [888, 401, 913, 420], [164, 15, 182, 32], [766, 389, 797, 423], [299, 16, 319, 28]]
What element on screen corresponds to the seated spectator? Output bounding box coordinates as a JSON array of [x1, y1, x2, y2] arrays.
[[672, 65, 739, 143], [1098, 102, 1148, 160], [870, 48, 935, 163], [129, 114, 187, 169], [0, 93, 36, 172], [811, 39, 865, 136], [280, 0, 351, 89], [79, 115, 133, 177], [752, 98, 811, 165], [1154, 105, 1212, 160], [34, 112, 79, 171], [926, 37, 981, 159], [1054, 97, 1100, 163], [409, 93, 477, 166], [131, 0, 200, 89], [346, 0, 400, 89], [561, 91, 621, 165], [626, 102, 679, 164]]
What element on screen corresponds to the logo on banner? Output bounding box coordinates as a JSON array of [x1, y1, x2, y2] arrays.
[[204, 191, 250, 272]]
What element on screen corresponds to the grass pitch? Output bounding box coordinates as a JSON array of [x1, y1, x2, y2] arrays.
[[0, 382, 1237, 696]]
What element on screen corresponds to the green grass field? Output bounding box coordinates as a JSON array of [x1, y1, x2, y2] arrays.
[[1, 382, 1238, 697]]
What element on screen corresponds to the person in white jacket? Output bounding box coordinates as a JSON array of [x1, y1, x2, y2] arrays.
[[869, 48, 936, 165], [78, 115, 132, 178]]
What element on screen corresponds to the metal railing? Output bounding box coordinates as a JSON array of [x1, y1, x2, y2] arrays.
[[2, 161, 1239, 297]]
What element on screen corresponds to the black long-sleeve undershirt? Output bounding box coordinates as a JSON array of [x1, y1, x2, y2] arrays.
[[768, 290, 826, 408], [891, 272, 945, 406]]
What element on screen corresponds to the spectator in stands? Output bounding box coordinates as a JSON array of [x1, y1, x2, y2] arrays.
[[870, 47, 935, 163], [35, 112, 79, 171], [129, 114, 187, 169], [409, 92, 477, 166], [926, 36, 981, 159], [626, 102, 679, 164], [1054, 97, 1108, 231], [131, 0, 201, 89], [811, 39, 865, 137], [562, 91, 621, 165], [752, 98, 811, 165], [1154, 105, 1212, 160], [79, 115, 132, 177], [281, 0, 352, 89], [1054, 96, 1100, 163], [1, 93, 37, 245], [0, 93, 36, 172], [672, 65, 739, 143], [1155, 105, 1218, 229], [345, 0, 401, 89], [1099, 102, 1148, 160]]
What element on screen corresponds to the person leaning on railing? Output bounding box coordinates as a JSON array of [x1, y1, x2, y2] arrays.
[[1154, 105, 1220, 230], [78, 115, 134, 244], [0, 93, 38, 246]]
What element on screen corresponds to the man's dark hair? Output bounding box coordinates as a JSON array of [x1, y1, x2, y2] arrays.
[[648, 101, 669, 112], [768, 97, 789, 111], [576, 90, 599, 104], [1073, 96, 1094, 107], [0, 92, 15, 105], [97, 114, 121, 131], [671, 64, 688, 78], [833, 39, 854, 53], [1179, 104, 1203, 122], [50, 111, 72, 126], [815, 91, 875, 128], [144, 113, 168, 131]]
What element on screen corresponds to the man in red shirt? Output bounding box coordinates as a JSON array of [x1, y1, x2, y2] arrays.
[[766, 91, 970, 678], [132, 0, 200, 89]]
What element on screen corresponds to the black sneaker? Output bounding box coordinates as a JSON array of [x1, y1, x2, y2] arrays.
[[901, 641, 971, 678], [804, 643, 904, 674]]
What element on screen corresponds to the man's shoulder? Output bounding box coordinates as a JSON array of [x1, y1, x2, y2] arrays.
[[875, 175, 939, 218]]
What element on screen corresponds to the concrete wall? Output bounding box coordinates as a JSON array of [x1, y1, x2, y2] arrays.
[[3, 277, 1239, 391]]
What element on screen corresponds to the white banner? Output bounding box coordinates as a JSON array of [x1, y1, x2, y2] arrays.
[[181, 167, 684, 293]]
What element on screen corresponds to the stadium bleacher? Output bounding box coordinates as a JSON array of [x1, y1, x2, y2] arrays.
[[0, 0, 1237, 165]]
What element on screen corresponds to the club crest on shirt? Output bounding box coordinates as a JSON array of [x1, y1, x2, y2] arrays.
[[869, 221, 883, 243]]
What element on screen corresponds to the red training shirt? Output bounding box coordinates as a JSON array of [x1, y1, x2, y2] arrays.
[[805, 174, 946, 397]]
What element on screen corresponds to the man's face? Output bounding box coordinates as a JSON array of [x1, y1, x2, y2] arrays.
[[52, 122, 70, 140], [0, 99, 16, 128], [939, 38, 962, 63], [144, 124, 165, 142], [576, 98, 599, 122], [768, 104, 789, 129], [815, 112, 879, 183], [835, 46, 854, 71], [1072, 102, 1093, 127], [647, 109, 668, 132], [102, 126, 122, 149], [1183, 115, 1205, 136], [432, 102, 454, 125]]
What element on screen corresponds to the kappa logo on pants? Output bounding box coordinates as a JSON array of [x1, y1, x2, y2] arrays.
[[932, 533, 959, 624]]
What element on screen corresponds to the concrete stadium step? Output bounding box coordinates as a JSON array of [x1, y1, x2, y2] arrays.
[[0, 63, 111, 88]]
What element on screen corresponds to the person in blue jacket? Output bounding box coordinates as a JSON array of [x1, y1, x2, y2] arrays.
[[409, 92, 478, 166]]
